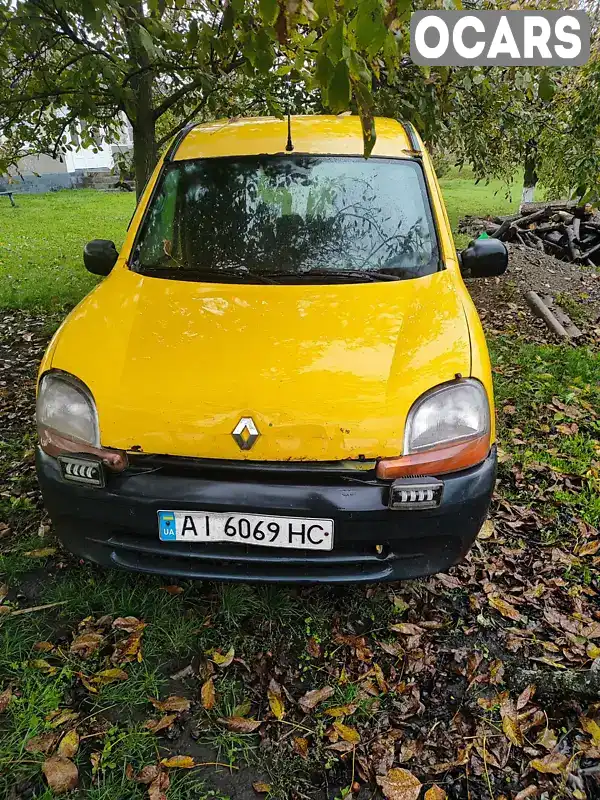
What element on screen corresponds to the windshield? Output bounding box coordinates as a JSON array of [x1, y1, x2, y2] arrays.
[[133, 156, 440, 282]]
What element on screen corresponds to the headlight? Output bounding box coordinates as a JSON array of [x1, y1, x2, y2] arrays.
[[404, 380, 490, 453], [36, 372, 99, 446]]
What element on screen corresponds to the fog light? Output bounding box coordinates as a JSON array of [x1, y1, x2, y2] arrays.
[[58, 455, 105, 487], [389, 477, 443, 510]]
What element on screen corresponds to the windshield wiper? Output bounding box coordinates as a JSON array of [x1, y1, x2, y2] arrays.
[[139, 267, 280, 284], [270, 268, 402, 283]]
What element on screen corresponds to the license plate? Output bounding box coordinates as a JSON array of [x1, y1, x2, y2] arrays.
[[157, 510, 334, 551]]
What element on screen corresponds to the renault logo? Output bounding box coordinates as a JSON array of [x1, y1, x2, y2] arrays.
[[232, 417, 260, 451]]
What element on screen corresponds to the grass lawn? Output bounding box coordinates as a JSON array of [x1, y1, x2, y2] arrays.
[[0, 173, 528, 311], [0, 190, 135, 310], [1, 179, 599, 799]]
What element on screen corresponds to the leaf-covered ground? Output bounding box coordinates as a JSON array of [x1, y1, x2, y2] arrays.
[[1, 187, 599, 799], [1, 293, 599, 800]]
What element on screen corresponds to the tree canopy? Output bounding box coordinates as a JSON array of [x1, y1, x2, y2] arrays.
[[0, 0, 594, 199]]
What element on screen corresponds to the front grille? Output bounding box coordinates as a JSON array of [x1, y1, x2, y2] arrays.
[[126, 454, 381, 487]]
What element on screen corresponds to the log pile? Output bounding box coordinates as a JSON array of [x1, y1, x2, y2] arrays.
[[459, 202, 600, 266]]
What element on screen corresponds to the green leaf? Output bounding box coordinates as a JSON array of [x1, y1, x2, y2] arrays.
[[187, 19, 199, 51], [314, 0, 336, 17], [254, 28, 275, 73], [539, 72, 556, 102], [136, 25, 156, 59], [323, 19, 345, 65], [315, 52, 334, 104], [354, 0, 386, 56], [259, 0, 279, 26], [348, 51, 370, 85], [327, 59, 351, 113], [353, 81, 376, 158]]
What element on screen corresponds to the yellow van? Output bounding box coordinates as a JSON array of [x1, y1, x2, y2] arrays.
[[35, 116, 507, 583]]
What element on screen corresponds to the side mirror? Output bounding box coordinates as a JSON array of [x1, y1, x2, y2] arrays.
[[84, 239, 118, 276], [460, 238, 508, 278]]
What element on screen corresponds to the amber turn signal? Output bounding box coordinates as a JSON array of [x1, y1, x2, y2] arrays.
[[38, 426, 128, 472], [376, 435, 490, 480]]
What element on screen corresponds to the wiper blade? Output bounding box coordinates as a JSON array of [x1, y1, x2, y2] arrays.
[[139, 267, 279, 284], [270, 269, 401, 283]]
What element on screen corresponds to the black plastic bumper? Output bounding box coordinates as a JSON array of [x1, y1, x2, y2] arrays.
[[36, 447, 496, 584]]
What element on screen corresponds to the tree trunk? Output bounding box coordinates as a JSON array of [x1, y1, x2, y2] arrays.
[[521, 139, 538, 208], [132, 116, 157, 199], [131, 70, 157, 198]]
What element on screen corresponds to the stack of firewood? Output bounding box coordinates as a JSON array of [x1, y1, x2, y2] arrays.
[[459, 202, 600, 266]]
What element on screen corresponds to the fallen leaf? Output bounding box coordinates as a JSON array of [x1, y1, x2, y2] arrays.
[[253, 782, 272, 793], [79, 667, 128, 693], [529, 752, 569, 774], [587, 642, 600, 659], [113, 616, 146, 633], [306, 637, 321, 658], [389, 623, 425, 636], [134, 764, 161, 783], [111, 630, 143, 664], [0, 687, 12, 713], [90, 752, 101, 775], [212, 646, 235, 667], [145, 714, 177, 734], [488, 595, 522, 621], [24, 548, 56, 558], [33, 641, 54, 652], [160, 585, 184, 594], [500, 698, 523, 747], [479, 519, 495, 540], [435, 572, 463, 589], [201, 678, 216, 710], [148, 771, 170, 800], [516, 684, 536, 710], [580, 716, 600, 746], [70, 632, 103, 659], [327, 740, 355, 753], [514, 788, 538, 800], [160, 755, 195, 768], [0, 583, 8, 603], [578, 541, 599, 556], [149, 695, 191, 713], [537, 728, 558, 751], [298, 686, 334, 713], [326, 704, 357, 718], [373, 663, 388, 693], [42, 756, 78, 794], [46, 709, 80, 728], [25, 732, 60, 754], [333, 721, 360, 744], [233, 698, 252, 717], [424, 786, 447, 800], [57, 729, 79, 758], [293, 736, 309, 759], [268, 679, 285, 720], [28, 658, 57, 675], [217, 716, 261, 733], [377, 767, 422, 800]]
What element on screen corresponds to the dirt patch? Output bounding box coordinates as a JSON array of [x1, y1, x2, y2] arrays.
[[467, 243, 600, 345]]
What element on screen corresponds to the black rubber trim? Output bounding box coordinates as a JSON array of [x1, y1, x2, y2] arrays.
[[399, 120, 422, 154], [164, 122, 199, 162]]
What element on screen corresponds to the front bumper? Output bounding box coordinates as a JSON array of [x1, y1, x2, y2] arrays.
[[36, 447, 497, 584]]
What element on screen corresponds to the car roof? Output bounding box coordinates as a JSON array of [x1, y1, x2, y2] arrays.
[[172, 115, 418, 161]]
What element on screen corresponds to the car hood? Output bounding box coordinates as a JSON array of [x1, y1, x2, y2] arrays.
[[49, 268, 471, 461]]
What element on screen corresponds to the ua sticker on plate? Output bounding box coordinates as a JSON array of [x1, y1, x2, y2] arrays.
[[158, 511, 177, 541]]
